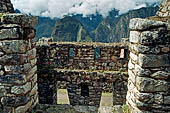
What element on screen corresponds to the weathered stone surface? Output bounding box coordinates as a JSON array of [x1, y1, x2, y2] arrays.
[[0, 86, 7, 97], [0, 0, 14, 13], [129, 31, 140, 43], [134, 64, 151, 77], [3, 14, 37, 28], [138, 54, 170, 67], [0, 74, 26, 85], [156, 0, 170, 17], [1, 96, 29, 107], [0, 40, 28, 54], [164, 96, 170, 104], [151, 71, 170, 80], [0, 26, 23, 40], [154, 94, 163, 104], [11, 82, 31, 95], [130, 44, 161, 54], [136, 77, 169, 92], [129, 18, 166, 30], [0, 54, 28, 65], [130, 52, 138, 62], [4, 63, 31, 74]]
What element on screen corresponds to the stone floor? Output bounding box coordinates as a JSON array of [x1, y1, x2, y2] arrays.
[[29, 104, 125, 113]]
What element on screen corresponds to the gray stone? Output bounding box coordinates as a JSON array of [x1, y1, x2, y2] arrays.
[[136, 77, 169, 92], [0, 26, 23, 40], [4, 63, 31, 74], [0, 40, 28, 54], [0, 74, 26, 85], [136, 92, 154, 104], [154, 94, 163, 104], [151, 71, 170, 80], [0, 86, 7, 97], [3, 14, 37, 28], [134, 64, 151, 77], [0, 54, 28, 65], [129, 31, 140, 43], [1, 96, 28, 107], [11, 82, 31, 95], [138, 54, 170, 67], [129, 18, 166, 30], [130, 44, 161, 54], [130, 52, 138, 62], [164, 96, 170, 104]]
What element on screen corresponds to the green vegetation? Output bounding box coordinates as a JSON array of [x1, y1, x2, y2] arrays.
[[122, 105, 130, 113], [51, 16, 93, 42]]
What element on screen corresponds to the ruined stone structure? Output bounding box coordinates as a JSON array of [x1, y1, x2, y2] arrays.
[[0, 13, 38, 113], [156, 0, 170, 17], [0, 0, 14, 13], [127, 0, 170, 112], [37, 42, 128, 106], [0, 0, 169, 112]]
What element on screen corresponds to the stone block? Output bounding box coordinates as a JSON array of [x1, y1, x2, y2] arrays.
[[151, 71, 170, 80], [4, 63, 31, 74], [164, 96, 170, 104], [138, 54, 170, 67], [134, 64, 151, 77], [130, 52, 138, 62], [3, 14, 37, 28], [130, 44, 161, 54], [0, 40, 28, 54], [0, 54, 28, 65], [11, 82, 31, 95], [0, 26, 23, 40], [136, 77, 169, 92], [139, 30, 170, 45], [1, 96, 29, 107], [129, 18, 166, 30], [0, 74, 26, 85], [129, 31, 140, 43]]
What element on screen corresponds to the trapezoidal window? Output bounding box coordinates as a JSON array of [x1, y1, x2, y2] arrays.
[[69, 48, 74, 57], [81, 84, 89, 97], [94, 47, 101, 59], [120, 48, 128, 59]]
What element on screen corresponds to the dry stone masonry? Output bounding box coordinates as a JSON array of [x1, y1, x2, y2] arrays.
[[0, 0, 14, 13], [156, 0, 170, 17], [0, 13, 38, 113], [127, 18, 170, 113], [37, 42, 129, 106]]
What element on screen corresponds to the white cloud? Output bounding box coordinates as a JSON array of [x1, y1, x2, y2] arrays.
[[11, 0, 161, 18]]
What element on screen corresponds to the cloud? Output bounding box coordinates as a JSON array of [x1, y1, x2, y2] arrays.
[[11, 0, 161, 18]]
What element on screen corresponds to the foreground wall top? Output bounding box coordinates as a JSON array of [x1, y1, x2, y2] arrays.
[[0, 0, 14, 13], [156, 0, 170, 17]]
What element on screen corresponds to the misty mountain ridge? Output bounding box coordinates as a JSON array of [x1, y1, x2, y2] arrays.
[[22, 6, 159, 42]]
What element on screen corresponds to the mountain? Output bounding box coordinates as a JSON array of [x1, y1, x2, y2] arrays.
[[35, 6, 159, 42], [35, 17, 57, 41], [72, 14, 103, 32], [51, 16, 92, 42], [92, 6, 159, 43]]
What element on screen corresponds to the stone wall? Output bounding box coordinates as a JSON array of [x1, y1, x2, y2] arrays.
[[127, 18, 170, 112], [156, 0, 170, 17], [0, 0, 14, 13], [0, 13, 38, 113], [37, 42, 128, 72], [37, 42, 129, 106]]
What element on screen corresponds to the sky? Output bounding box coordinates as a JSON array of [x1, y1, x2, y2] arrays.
[[11, 0, 161, 18]]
